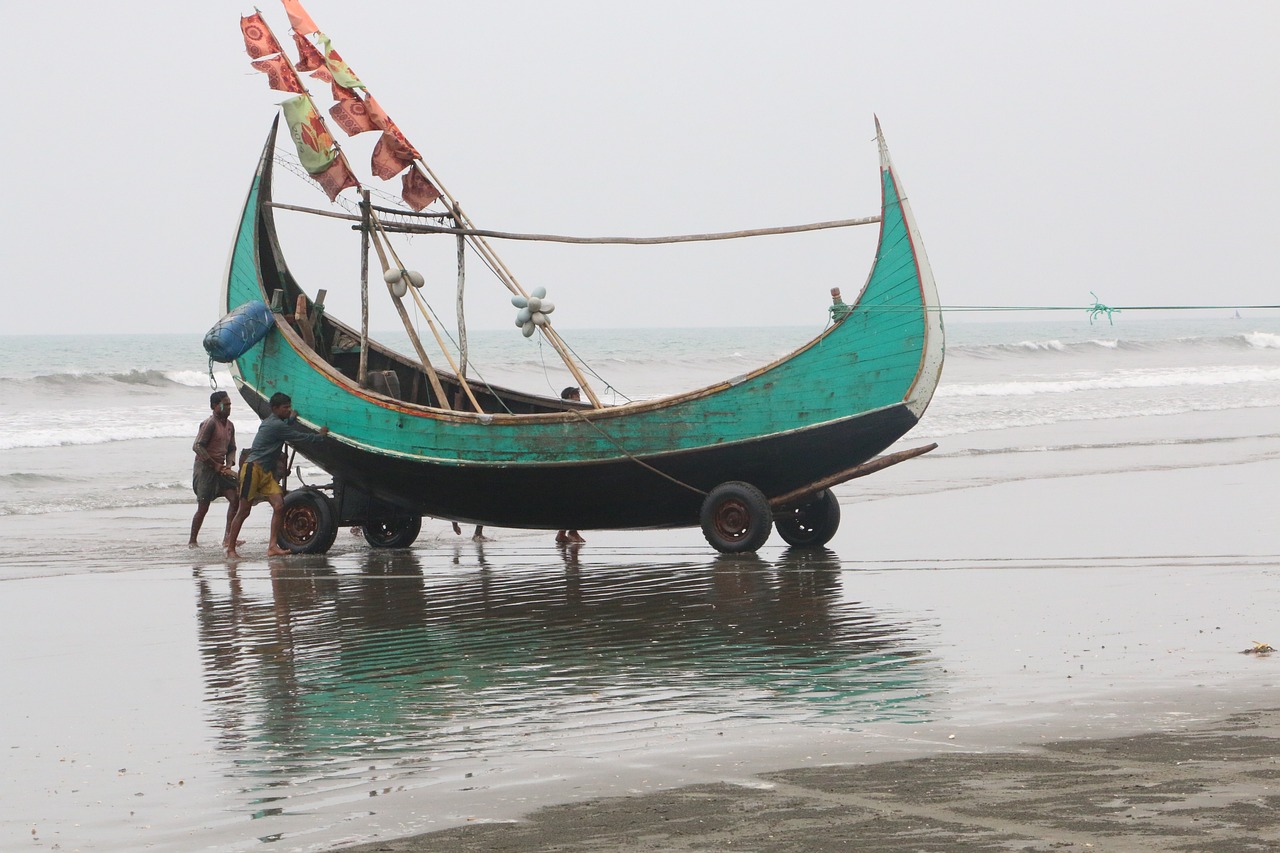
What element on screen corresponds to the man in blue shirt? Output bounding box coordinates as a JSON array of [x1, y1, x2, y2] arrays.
[[226, 392, 329, 558]]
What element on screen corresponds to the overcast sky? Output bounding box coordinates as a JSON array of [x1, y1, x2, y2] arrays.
[[2, 1, 1276, 337]]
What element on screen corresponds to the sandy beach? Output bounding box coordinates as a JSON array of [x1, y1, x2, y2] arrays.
[[2, 401, 1278, 851]]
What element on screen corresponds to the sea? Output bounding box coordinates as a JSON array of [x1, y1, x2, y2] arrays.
[[2, 316, 1278, 522], [3, 315, 1280, 852]]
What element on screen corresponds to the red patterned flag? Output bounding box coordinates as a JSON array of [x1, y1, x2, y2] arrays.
[[371, 131, 416, 180], [241, 13, 284, 59], [313, 157, 359, 202], [329, 97, 377, 137], [310, 65, 334, 84], [281, 0, 319, 35], [364, 97, 421, 159], [402, 167, 441, 212], [251, 54, 306, 94], [292, 31, 325, 72]]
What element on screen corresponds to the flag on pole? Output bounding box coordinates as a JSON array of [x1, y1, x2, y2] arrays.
[[280, 0, 319, 35], [402, 167, 441, 212], [282, 95, 338, 174], [364, 96, 421, 159], [371, 131, 416, 180], [313, 157, 359, 202], [251, 54, 306, 94], [317, 34, 364, 89], [241, 13, 285, 59], [292, 31, 325, 72], [329, 96, 377, 137]]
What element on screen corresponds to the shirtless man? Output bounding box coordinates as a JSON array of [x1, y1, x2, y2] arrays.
[[189, 391, 240, 548], [225, 392, 328, 558]]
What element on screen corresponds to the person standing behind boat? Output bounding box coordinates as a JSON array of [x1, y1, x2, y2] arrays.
[[225, 392, 328, 559], [556, 386, 586, 545], [189, 391, 239, 549]]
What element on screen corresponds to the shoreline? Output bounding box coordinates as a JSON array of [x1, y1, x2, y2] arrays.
[[335, 702, 1280, 852]]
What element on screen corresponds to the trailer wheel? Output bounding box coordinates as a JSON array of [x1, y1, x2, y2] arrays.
[[278, 488, 338, 554], [363, 515, 423, 549], [700, 481, 773, 553], [774, 489, 841, 548]]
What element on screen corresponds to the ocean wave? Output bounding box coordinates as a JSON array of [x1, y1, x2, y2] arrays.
[[939, 365, 1280, 398], [949, 331, 1280, 360], [2, 368, 233, 392], [0, 471, 84, 485]]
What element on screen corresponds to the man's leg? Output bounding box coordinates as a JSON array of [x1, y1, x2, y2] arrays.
[[190, 500, 212, 547], [266, 493, 289, 557], [225, 502, 252, 558], [221, 489, 243, 549]]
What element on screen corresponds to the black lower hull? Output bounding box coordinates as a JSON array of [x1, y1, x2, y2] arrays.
[[240, 384, 916, 529]]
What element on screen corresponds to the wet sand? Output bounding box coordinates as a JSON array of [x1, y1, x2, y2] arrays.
[[340, 705, 1280, 853], [2, 406, 1278, 852]]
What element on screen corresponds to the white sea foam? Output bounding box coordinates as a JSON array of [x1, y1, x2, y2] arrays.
[[1244, 331, 1280, 349], [939, 365, 1280, 398]]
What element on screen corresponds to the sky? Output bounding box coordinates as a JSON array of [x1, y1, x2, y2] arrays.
[[1, 0, 1277, 337]]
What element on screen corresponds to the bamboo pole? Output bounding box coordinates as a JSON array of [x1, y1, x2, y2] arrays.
[[367, 229, 452, 410], [369, 211, 484, 413], [361, 215, 884, 243], [358, 190, 370, 386], [542, 324, 602, 407]]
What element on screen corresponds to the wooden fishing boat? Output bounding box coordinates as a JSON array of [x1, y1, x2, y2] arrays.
[[220, 115, 942, 554], [218, 4, 942, 554]]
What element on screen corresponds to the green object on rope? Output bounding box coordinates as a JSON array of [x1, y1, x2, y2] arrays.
[[1087, 292, 1120, 325]]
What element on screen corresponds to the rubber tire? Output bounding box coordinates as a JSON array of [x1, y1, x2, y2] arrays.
[[278, 488, 338, 554], [363, 515, 423, 549], [700, 481, 773, 553], [774, 488, 841, 548]]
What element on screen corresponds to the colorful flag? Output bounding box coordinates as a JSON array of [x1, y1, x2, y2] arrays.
[[282, 95, 338, 174], [310, 65, 334, 84], [241, 13, 284, 59], [251, 54, 306, 94], [280, 0, 319, 35], [402, 167, 441, 212], [371, 131, 419, 180], [317, 34, 364, 89], [364, 96, 421, 159], [329, 96, 377, 137], [292, 31, 325, 72], [313, 157, 359, 202]]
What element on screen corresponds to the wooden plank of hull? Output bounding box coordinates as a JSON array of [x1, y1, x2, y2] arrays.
[[224, 119, 943, 529]]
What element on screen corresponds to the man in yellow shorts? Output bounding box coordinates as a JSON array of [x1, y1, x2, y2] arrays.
[[225, 392, 329, 558]]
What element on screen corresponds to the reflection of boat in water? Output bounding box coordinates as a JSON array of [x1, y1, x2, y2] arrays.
[[216, 5, 943, 554], [193, 550, 935, 766]]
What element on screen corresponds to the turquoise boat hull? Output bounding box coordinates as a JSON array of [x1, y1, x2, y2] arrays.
[[224, 120, 943, 531]]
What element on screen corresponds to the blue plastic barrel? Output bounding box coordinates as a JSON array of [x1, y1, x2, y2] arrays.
[[203, 301, 275, 363]]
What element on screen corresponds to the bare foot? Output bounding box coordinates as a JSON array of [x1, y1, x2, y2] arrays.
[[267, 546, 291, 557], [569, 531, 585, 543], [555, 532, 570, 544], [188, 541, 199, 549], [472, 534, 489, 542], [224, 548, 241, 559], [452, 522, 462, 535], [221, 539, 245, 549]]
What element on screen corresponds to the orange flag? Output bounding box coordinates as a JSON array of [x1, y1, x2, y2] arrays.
[[365, 96, 421, 159], [371, 131, 416, 180], [402, 167, 441, 212], [292, 31, 325, 72], [251, 54, 306, 94], [313, 158, 359, 202], [280, 0, 319, 35], [329, 97, 377, 137], [241, 13, 284, 59]]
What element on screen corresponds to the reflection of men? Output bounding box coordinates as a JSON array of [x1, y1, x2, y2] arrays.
[[225, 392, 328, 559], [189, 391, 239, 549]]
